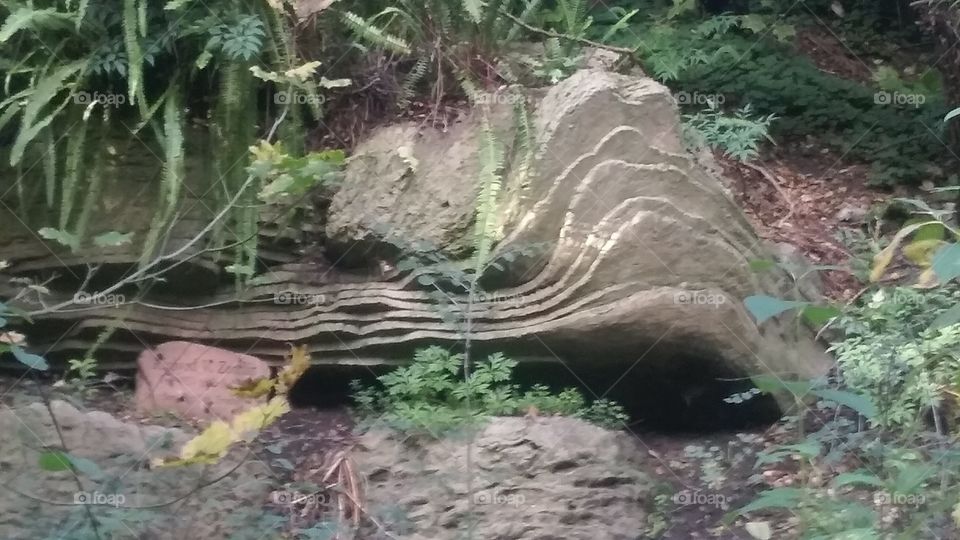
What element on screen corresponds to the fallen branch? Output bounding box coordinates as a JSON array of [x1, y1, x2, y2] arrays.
[[496, 9, 641, 56]]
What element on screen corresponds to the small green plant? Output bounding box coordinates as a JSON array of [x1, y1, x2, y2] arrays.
[[682, 103, 777, 162], [63, 357, 98, 395], [351, 346, 629, 434]]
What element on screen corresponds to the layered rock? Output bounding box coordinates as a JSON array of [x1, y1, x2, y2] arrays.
[[1, 68, 828, 394]]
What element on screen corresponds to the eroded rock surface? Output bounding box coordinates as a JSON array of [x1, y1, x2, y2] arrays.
[[0, 400, 272, 539], [353, 416, 653, 539]]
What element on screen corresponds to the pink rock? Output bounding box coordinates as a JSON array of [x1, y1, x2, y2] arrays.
[[135, 341, 271, 421]]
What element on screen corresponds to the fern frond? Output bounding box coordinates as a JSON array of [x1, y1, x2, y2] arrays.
[[506, 0, 544, 41], [399, 56, 429, 108], [60, 113, 87, 228], [473, 113, 505, 266], [9, 61, 84, 165], [462, 0, 484, 23], [42, 128, 56, 207], [510, 97, 535, 190], [342, 11, 411, 55], [0, 7, 74, 43], [162, 90, 184, 214], [123, 0, 143, 104]]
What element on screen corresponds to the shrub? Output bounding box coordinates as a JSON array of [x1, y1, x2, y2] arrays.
[[351, 346, 630, 433]]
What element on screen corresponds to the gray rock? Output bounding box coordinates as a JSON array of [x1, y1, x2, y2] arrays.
[[354, 417, 652, 539], [0, 400, 272, 539]]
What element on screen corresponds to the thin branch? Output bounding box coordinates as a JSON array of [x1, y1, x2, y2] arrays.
[[496, 9, 640, 56]]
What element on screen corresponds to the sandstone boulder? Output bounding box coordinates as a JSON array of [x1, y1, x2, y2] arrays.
[[135, 341, 271, 421]]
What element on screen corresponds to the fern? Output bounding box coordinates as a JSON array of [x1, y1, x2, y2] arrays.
[[472, 113, 506, 267], [122, 0, 143, 104], [399, 56, 429, 108], [342, 11, 412, 55]]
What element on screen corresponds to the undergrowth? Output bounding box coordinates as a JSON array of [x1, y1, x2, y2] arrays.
[[351, 346, 630, 434]]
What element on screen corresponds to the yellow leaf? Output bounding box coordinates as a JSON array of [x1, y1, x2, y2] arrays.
[[231, 396, 290, 438], [284, 61, 322, 82], [150, 420, 238, 467], [870, 221, 940, 282], [230, 377, 276, 398], [278, 345, 311, 393], [903, 239, 944, 267], [915, 267, 940, 289]]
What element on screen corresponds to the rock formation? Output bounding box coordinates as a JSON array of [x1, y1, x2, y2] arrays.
[[0, 67, 829, 405]]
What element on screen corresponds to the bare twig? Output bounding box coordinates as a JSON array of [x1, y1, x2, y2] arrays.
[[496, 9, 640, 56]]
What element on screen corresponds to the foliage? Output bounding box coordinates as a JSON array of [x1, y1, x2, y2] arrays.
[[351, 346, 629, 434], [682, 103, 777, 162], [734, 191, 960, 536], [600, 3, 951, 185], [0, 0, 341, 280], [339, 0, 633, 105]]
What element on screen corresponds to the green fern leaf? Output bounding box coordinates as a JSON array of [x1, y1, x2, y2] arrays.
[[462, 0, 484, 23], [0, 7, 73, 43], [342, 11, 411, 55], [473, 114, 505, 266], [123, 0, 143, 104]]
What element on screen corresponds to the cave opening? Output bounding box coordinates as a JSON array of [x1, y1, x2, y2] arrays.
[[287, 352, 781, 434]]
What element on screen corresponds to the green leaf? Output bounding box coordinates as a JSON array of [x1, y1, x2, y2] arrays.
[[93, 231, 134, 248], [749, 259, 777, 272], [945, 107, 960, 124], [800, 305, 840, 326], [833, 471, 884, 488], [10, 345, 48, 371], [38, 451, 72, 471], [744, 295, 807, 324], [725, 488, 804, 524], [751, 374, 813, 397], [38, 227, 80, 250], [932, 243, 960, 283], [811, 388, 877, 419], [929, 303, 960, 331], [67, 454, 103, 480], [893, 463, 931, 494], [0, 8, 72, 42]]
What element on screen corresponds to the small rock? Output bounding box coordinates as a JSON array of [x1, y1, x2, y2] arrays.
[[135, 341, 270, 421]]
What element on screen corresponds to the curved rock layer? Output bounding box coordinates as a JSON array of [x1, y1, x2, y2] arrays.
[[1, 69, 828, 383]]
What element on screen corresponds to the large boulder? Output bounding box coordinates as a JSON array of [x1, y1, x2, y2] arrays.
[[353, 416, 653, 539], [2, 68, 828, 410]]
